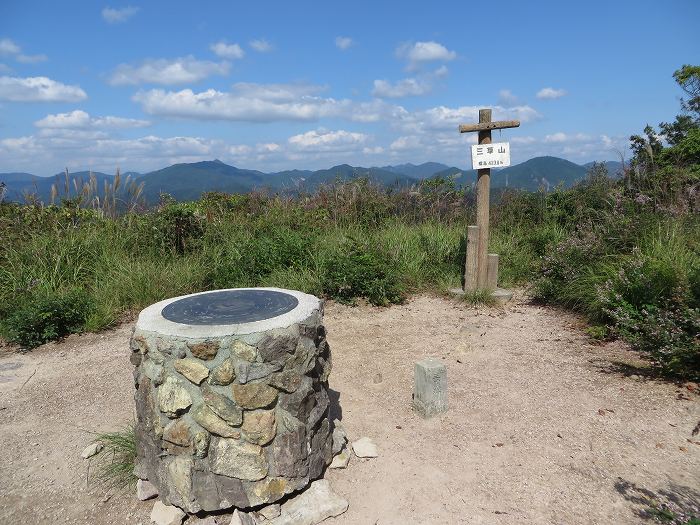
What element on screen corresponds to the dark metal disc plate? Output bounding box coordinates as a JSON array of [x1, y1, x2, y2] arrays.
[[161, 289, 299, 325]]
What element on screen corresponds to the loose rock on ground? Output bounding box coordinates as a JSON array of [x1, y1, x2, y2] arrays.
[[150, 500, 185, 525], [137, 479, 158, 501], [80, 442, 103, 459], [351, 437, 378, 458], [264, 479, 348, 525]]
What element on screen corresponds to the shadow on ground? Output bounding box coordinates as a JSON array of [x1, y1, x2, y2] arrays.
[[328, 388, 342, 421], [591, 357, 656, 377], [615, 478, 700, 524]]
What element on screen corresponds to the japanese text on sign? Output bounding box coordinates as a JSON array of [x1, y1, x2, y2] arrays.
[[471, 141, 510, 170]]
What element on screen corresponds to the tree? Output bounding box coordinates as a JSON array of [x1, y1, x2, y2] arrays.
[[673, 64, 700, 117], [630, 65, 700, 167], [657, 65, 700, 147], [627, 67, 700, 208]]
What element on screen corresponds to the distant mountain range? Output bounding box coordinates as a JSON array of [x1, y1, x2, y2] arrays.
[[0, 157, 624, 204]]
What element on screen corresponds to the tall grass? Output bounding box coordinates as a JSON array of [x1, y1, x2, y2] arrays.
[[0, 173, 697, 378], [90, 427, 137, 490]]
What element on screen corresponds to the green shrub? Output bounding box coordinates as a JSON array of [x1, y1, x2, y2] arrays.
[[689, 266, 700, 308], [0, 289, 94, 348], [320, 238, 405, 306], [585, 325, 608, 341], [533, 227, 608, 308], [151, 200, 205, 255], [609, 303, 699, 379], [531, 210, 699, 378], [207, 226, 312, 288]]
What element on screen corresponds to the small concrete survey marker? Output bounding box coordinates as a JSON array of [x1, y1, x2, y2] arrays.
[[413, 358, 448, 418]]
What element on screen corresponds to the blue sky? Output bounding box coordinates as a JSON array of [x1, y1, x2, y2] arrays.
[[0, 0, 698, 175]]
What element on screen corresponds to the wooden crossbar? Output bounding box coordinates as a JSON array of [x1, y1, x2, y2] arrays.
[[458, 120, 520, 133]]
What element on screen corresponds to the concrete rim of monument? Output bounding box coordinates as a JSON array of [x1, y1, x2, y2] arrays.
[[136, 287, 321, 337]]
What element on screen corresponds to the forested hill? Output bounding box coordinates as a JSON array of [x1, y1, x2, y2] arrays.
[[0, 156, 621, 204]]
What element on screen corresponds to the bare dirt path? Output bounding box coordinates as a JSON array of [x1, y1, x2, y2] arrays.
[[0, 294, 698, 525]]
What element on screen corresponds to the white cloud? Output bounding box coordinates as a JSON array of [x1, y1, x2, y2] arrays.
[[498, 89, 518, 105], [511, 136, 536, 145], [398, 41, 456, 70], [433, 65, 449, 77], [230, 82, 326, 101], [544, 132, 567, 143], [250, 39, 273, 53], [505, 132, 628, 164], [108, 56, 230, 85], [210, 41, 245, 59], [16, 53, 47, 63], [0, 76, 87, 102], [257, 142, 280, 153], [0, 38, 21, 56], [372, 66, 448, 99], [378, 102, 546, 164], [335, 36, 353, 50], [0, 132, 227, 174], [0, 38, 47, 63], [544, 132, 591, 143], [390, 135, 422, 151], [35, 110, 150, 129], [363, 146, 384, 155], [372, 78, 431, 98], [36, 128, 110, 140], [395, 104, 542, 134], [133, 82, 393, 123], [0, 126, 630, 176], [101, 6, 140, 24], [536, 87, 567, 99], [288, 129, 368, 151], [229, 144, 252, 156]]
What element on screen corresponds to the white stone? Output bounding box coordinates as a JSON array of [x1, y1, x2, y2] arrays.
[[210, 438, 267, 481], [137, 479, 159, 501], [158, 376, 193, 417], [329, 447, 351, 469], [351, 437, 378, 458], [259, 503, 281, 519], [491, 287, 513, 305], [230, 509, 257, 525], [331, 420, 347, 456], [231, 340, 257, 361], [150, 500, 185, 525], [413, 358, 448, 418], [81, 442, 103, 459], [267, 479, 348, 525], [174, 358, 210, 384], [190, 518, 218, 525]]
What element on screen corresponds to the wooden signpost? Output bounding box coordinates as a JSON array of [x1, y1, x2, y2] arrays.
[[459, 109, 520, 292]]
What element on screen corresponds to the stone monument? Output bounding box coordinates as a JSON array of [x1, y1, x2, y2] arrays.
[[413, 358, 448, 418], [130, 288, 334, 514]]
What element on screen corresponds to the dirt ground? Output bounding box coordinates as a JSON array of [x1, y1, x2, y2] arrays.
[[0, 294, 698, 525]]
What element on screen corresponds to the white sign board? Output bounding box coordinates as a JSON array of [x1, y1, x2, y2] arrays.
[[471, 141, 510, 170]]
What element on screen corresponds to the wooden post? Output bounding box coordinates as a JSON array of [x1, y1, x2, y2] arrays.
[[476, 109, 492, 289], [487, 253, 499, 290], [458, 109, 519, 293], [464, 225, 479, 291]]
